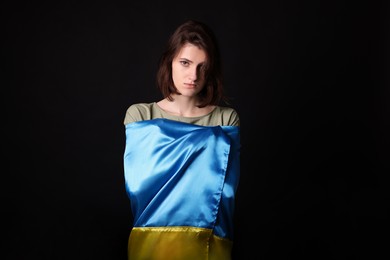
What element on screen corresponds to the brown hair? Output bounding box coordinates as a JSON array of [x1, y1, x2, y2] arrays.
[[156, 19, 227, 107]]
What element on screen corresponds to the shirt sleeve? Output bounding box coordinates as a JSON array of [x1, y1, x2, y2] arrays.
[[123, 103, 150, 125]]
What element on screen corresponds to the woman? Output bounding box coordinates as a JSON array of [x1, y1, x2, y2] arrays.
[[123, 19, 240, 259]]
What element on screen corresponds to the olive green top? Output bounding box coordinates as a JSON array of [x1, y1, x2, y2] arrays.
[[124, 102, 240, 127]]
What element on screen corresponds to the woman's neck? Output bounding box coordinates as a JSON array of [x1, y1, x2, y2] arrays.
[[157, 97, 214, 117]]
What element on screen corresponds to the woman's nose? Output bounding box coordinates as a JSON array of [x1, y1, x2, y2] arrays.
[[188, 67, 198, 81]]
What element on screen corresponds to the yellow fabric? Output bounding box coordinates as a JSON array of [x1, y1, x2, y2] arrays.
[[128, 227, 233, 260]]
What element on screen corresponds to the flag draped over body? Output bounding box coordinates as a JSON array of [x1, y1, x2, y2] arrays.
[[123, 118, 240, 259]]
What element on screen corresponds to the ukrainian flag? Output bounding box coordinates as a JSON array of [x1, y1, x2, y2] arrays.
[[124, 119, 240, 259]]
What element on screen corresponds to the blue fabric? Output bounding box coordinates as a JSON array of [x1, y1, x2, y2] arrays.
[[123, 118, 240, 240]]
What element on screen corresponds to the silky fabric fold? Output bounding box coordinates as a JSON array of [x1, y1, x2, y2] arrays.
[[124, 118, 240, 259]]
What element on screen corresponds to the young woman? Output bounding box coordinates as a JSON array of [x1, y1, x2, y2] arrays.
[[123, 19, 240, 259]]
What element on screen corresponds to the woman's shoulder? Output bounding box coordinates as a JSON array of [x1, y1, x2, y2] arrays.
[[214, 105, 240, 126], [123, 102, 154, 125], [216, 105, 238, 114]]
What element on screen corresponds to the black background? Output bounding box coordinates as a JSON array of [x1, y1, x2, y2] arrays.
[[3, 1, 389, 259]]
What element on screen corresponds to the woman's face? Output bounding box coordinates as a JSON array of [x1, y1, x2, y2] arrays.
[[171, 43, 207, 98]]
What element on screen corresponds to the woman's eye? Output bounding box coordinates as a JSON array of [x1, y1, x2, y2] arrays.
[[180, 61, 189, 66]]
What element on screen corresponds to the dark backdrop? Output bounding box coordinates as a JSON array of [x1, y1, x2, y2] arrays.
[[3, 1, 389, 259]]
